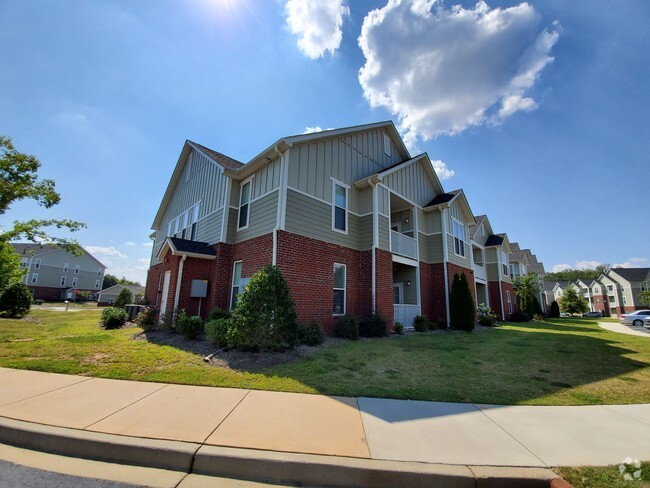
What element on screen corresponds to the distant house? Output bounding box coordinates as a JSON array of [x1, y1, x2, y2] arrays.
[[97, 284, 145, 306], [602, 268, 650, 316], [11, 243, 107, 301], [508, 243, 546, 313]]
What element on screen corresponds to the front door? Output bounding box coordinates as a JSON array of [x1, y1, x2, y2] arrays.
[[159, 271, 171, 319]]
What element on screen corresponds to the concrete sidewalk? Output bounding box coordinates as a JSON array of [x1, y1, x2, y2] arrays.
[[1, 367, 649, 486]]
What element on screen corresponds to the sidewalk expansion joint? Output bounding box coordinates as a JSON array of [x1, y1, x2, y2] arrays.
[[200, 389, 252, 444], [0, 375, 94, 409]]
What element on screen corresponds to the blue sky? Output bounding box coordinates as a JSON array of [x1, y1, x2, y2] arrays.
[[1, 0, 648, 284]]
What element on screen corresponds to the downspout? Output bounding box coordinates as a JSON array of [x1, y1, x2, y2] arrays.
[[497, 251, 505, 320], [173, 254, 187, 312], [370, 179, 378, 315], [587, 286, 593, 312], [440, 207, 451, 327], [273, 145, 287, 267]]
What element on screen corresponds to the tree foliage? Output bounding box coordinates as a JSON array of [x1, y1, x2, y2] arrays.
[[559, 286, 589, 314], [449, 272, 475, 331], [640, 290, 650, 307], [113, 288, 134, 308], [513, 274, 541, 316], [0, 241, 25, 292], [544, 265, 609, 283], [0, 136, 86, 251], [549, 301, 560, 318], [0, 282, 32, 317], [102, 274, 141, 289]]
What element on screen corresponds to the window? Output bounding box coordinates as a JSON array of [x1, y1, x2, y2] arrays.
[[95, 280, 101, 289], [191, 205, 199, 240], [641, 282, 647, 292], [230, 261, 243, 309], [607, 285, 613, 292], [97, 268, 102, 276], [75, 265, 80, 274], [596, 298, 600, 304], [238, 180, 251, 230], [623, 296, 627, 304], [63, 263, 69, 273], [332, 181, 347, 233], [509, 264, 515, 279], [452, 219, 465, 257], [20, 259, 28, 269], [506, 290, 512, 314], [31, 273, 38, 284], [167, 203, 200, 240], [34, 259, 41, 269], [333, 263, 346, 315], [383, 133, 391, 156], [609, 295, 616, 304], [72, 277, 78, 287], [501, 251, 509, 276], [60, 276, 66, 287]]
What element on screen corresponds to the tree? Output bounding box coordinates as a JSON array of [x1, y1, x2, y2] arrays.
[[449, 272, 475, 331], [513, 274, 541, 316], [0, 136, 85, 289], [102, 274, 141, 289], [0, 241, 25, 292], [559, 286, 589, 315], [113, 288, 134, 308], [549, 301, 560, 318], [0, 282, 32, 318], [640, 290, 650, 307], [543, 265, 609, 283]]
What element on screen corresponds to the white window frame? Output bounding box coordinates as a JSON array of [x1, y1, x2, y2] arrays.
[[95, 279, 101, 289], [97, 268, 102, 276], [63, 263, 69, 273], [60, 276, 66, 287], [333, 263, 346, 316], [237, 178, 253, 231], [506, 290, 512, 314], [383, 133, 391, 156], [20, 258, 28, 269], [75, 264, 80, 274], [34, 259, 41, 269], [230, 261, 243, 310], [331, 179, 349, 235], [501, 251, 509, 276], [451, 218, 465, 257], [31, 273, 39, 284], [72, 277, 78, 287]]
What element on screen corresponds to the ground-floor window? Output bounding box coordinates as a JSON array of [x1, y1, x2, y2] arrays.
[[506, 290, 512, 314], [333, 263, 346, 315], [231, 261, 243, 309]]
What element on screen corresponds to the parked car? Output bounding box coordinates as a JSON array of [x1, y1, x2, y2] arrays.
[[560, 312, 572, 317], [582, 311, 603, 318], [644, 316, 650, 329], [620, 310, 650, 327]]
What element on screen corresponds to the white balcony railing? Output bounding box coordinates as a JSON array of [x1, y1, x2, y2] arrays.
[[474, 264, 487, 282], [391, 231, 417, 260], [394, 304, 421, 328]]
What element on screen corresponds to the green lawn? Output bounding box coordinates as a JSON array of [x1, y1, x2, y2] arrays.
[[1, 311, 649, 405], [557, 462, 650, 487]]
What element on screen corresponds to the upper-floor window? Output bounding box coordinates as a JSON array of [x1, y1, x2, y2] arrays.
[[607, 285, 613, 292], [332, 180, 348, 234], [20, 258, 28, 269], [452, 219, 465, 257], [167, 203, 200, 240], [75, 264, 80, 274], [238, 179, 251, 230], [97, 268, 102, 276], [333, 263, 346, 315], [594, 286, 599, 294], [641, 282, 648, 292], [63, 263, 69, 273], [34, 259, 41, 269], [95, 279, 101, 289], [500, 251, 508, 276], [383, 133, 391, 156], [31, 273, 38, 284], [506, 290, 512, 314]]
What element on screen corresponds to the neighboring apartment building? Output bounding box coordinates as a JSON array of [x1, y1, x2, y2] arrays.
[[508, 243, 546, 313], [97, 284, 145, 306], [11, 243, 107, 300], [469, 215, 514, 320], [601, 268, 650, 316], [145, 121, 479, 333]]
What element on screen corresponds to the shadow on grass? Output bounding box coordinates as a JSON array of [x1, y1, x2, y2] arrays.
[[133, 330, 215, 357]]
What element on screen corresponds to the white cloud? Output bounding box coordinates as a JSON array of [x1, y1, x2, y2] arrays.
[[431, 159, 455, 181], [142, 242, 153, 248], [86, 246, 128, 259], [552, 264, 571, 273], [613, 257, 648, 268], [576, 260, 602, 270], [303, 126, 334, 134], [285, 0, 350, 59], [358, 0, 560, 144], [124, 241, 136, 247]]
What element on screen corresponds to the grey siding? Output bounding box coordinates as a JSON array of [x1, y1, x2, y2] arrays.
[[284, 189, 370, 250], [420, 209, 442, 234], [351, 188, 372, 216], [378, 215, 390, 250], [419, 233, 443, 263], [196, 209, 223, 244], [382, 160, 436, 208], [228, 191, 279, 244], [378, 186, 390, 216], [20, 248, 105, 291], [231, 157, 281, 207], [447, 234, 472, 268]]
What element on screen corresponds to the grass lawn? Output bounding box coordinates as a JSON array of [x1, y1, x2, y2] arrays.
[[1, 311, 649, 405], [557, 462, 650, 487]]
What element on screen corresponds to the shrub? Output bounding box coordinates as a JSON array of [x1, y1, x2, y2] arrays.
[[549, 301, 560, 318], [113, 288, 133, 309], [359, 313, 387, 337], [393, 322, 404, 335], [158, 309, 177, 330], [509, 311, 530, 322], [0, 283, 32, 318], [134, 306, 159, 331], [335, 315, 359, 340], [533, 313, 545, 321], [205, 318, 231, 347], [101, 307, 129, 329], [229, 265, 298, 351], [175, 311, 204, 340], [208, 307, 231, 321], [298, 321, 324, 346], [433, 318, 448, 330], [412, 315, 430, 332], [477, 303, 497, 326], [449, 273, 475, 331]]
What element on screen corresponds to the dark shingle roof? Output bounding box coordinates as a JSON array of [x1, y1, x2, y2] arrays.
[[610, 267, 650, 283], [425, 193, 456, 207], [469, 215, 486, 238], [10, 243, 55, 256], [169, 237, 216, 256], [485, 235, 504, 246], [188, 141, 244, 171]]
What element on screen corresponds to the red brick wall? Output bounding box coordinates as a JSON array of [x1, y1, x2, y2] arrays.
[[487, 281, 516, 320], [375, 249, 394, 326], [420, 262, 446, 323], [29, 286, 66, 301], [144, 255, 180, 316]]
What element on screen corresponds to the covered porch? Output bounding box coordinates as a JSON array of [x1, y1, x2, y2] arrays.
[[390, 193, 417, 261], [393, 260, 420, 328]]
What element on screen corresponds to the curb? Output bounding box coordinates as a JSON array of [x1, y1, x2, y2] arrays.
[[0, 416, 562, 488]]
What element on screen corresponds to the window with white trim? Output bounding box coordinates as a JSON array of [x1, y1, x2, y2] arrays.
[[75, 264, 80, 274], [95, 280, 101, 289], [167, 203, 200, 240], [63, 263, 69, 273], [333, 263, 346, 315], [506, 290, 512, 314], [31, 273, 38, 284], [72, 277, 78, 287], [230, 261, 243, 309], [501, 251, 509, 276], [34, 259, 41, 269], [641, 282, 647, 292], [452, 219, 465, 257], [332, 181, 348, 233], [97, 268, 102, 276], [60, 276, 66, 286], [383, 133, 391, 156], [238, 180, 251, 230], [20, 258, 28, 269]]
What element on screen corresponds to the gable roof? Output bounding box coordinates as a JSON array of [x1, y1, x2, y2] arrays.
[[609, 267, 650, 283], [422, 189, 475, 224], [99, 284, 145, 296], [469, 215, 487, 239], [157, 237, 217, 260], [187, 141, 244, 171]]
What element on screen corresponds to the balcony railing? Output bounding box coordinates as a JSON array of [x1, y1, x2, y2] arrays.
[[394, 304, 421, 328], [474, 264, 487, 282], [391, 231, 417, 260]]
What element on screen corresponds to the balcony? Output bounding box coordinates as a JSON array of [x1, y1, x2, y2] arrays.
[[394, 304, 421, 328], [391, 231, 417, 260]]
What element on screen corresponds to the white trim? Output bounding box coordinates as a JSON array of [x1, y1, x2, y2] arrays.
[[278, 149, 289, 230], [331, 179, 348, 235], [221, 178, 232, 243], [63, 263, 69, 273], [60, 276, 66, 287], [250, 186, 279, 205], [230, 260, 243, 310], [72, 277, 78, 287], [392, 254, 419, 267], [333, 263, 346, 316], [74, 264, 80, 274], [173, 255, 187, 311], [34, 259, 41, 269], [31, 273, 39, 284], [418, 230, 443, 236], [451, 217, 467, 258], [377, 183, 419, 209], [237, 176, 254, 231]]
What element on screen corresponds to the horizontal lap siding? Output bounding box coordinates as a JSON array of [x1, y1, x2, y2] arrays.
[[447, 234, 471, 268], [228, 191, 279, 244], [196, 208, 223, 244], [419, 233, 443, 263]]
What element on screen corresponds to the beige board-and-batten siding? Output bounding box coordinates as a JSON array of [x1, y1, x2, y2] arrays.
[[380, 159, 437, 208]]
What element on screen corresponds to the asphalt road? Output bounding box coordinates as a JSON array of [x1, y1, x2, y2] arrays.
[[0, 458, 142, 488]]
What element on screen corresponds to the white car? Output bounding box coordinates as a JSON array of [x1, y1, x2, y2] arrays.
[[620, 310, 650, 327], [644, 316, 650, 329]]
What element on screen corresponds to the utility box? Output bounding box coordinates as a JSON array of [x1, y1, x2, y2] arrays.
[[190, 280, 208, 298]]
